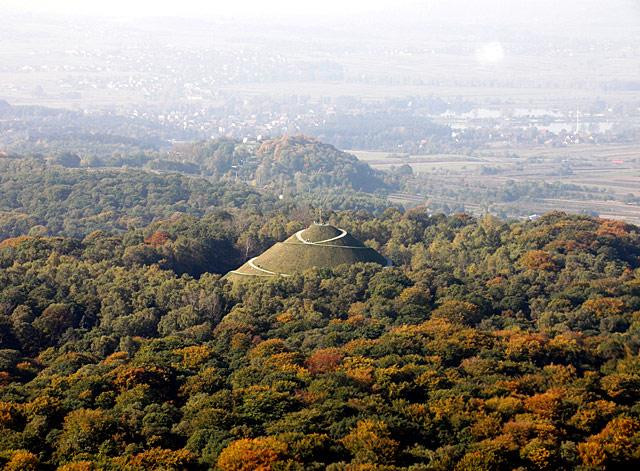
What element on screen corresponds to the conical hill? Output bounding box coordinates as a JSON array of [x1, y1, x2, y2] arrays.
[[226, 223, 388, 281]]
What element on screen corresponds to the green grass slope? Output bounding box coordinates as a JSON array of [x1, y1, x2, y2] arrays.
[[226, 224, 387, 281]]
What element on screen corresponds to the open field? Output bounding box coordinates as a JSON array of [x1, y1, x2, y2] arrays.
[[352, 144, 640, 224]]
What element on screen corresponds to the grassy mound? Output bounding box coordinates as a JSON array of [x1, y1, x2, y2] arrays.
[[226, 224, 387, 281], [258, 243, 386, 273]]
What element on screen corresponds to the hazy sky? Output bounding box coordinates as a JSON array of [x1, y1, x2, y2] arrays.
[[4, 0, 639, 22], [3, 0, 401, 18], [5, 0, 640, 31]]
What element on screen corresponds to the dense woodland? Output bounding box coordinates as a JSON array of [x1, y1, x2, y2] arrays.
[[0, 154, 394, 241], [1, 133, 620, 225], [168, 136, 391, 193], [1, 149, 640, 469]]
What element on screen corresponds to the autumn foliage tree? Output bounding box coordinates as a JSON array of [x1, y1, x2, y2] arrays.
[[578, 416, 640, 467], [217, 437, 289, 471], [341, 420, 399, 464]]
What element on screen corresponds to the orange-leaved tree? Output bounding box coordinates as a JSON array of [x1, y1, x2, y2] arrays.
[[217, 436, 289, 471]]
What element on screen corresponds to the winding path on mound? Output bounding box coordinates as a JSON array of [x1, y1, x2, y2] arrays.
[[229, 270, 276, 277], [296, 228, 347, 244], [293, 228, 367, 248], [247, 257, 277, 275], [247, 257, 291, 277]]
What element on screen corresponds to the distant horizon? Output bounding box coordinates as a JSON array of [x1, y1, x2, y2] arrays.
[[3, 0, 639, 27]]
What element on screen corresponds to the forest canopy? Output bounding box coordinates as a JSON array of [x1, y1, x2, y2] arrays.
[[1, 176, 640, 469]]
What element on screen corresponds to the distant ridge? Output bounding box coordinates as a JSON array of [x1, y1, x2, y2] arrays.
[[226, 223, 388, 280]]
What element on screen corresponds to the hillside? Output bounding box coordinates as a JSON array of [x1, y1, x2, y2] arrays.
[[254, 136, 388, 192], [1, 210, 640, 469], [173, 135, 390, 192]]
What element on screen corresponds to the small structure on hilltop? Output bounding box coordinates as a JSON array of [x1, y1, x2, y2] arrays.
[[225, 223, 389, 281]]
